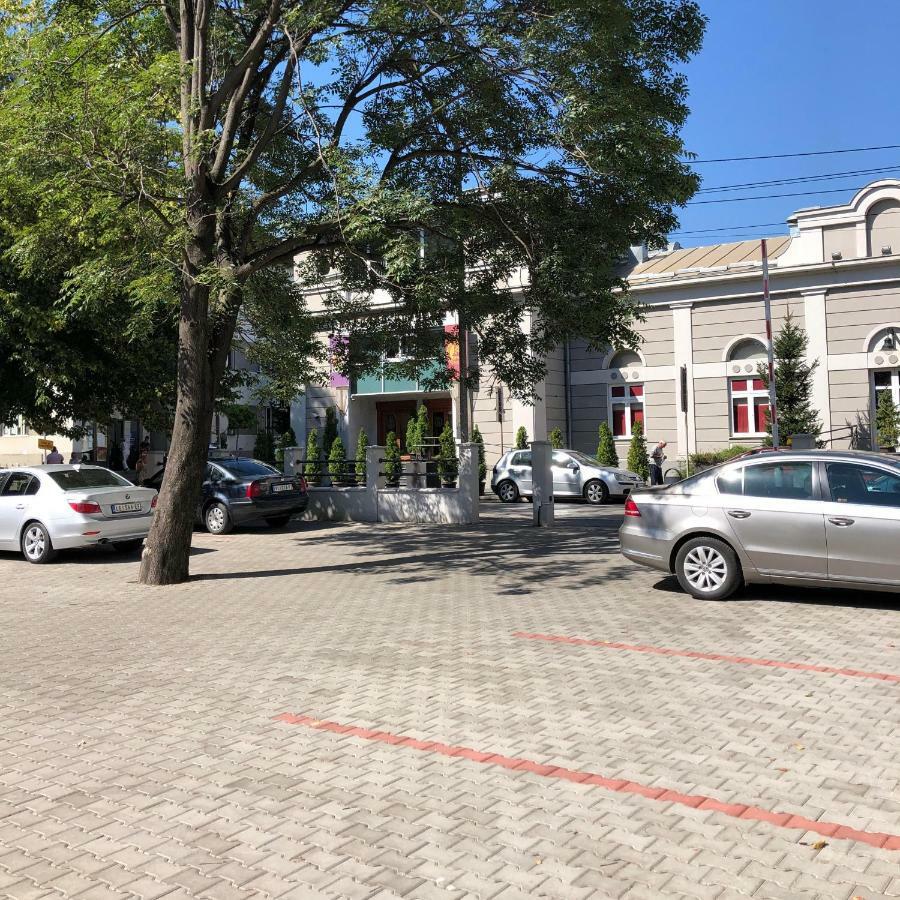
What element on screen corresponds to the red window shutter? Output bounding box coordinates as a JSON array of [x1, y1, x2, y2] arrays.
[[732, 379, 747, 392], [752, 378, 765, 391], [612, 407, 626, 437], [632, 406, 644, 428], [755, 402, 769, 433], [733, 398, 749, 433]]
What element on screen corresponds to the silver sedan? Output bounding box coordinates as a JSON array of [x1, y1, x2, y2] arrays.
[[619, 449, 900, 600], [491, 448, 644, 504]]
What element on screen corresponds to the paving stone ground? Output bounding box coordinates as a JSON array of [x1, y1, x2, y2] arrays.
[[0, 500, 898, 900]]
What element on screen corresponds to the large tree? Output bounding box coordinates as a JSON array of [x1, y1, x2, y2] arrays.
[[0, 0, 704, 583]]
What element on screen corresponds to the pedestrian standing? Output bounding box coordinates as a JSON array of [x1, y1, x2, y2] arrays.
[[134, 441, 150, 485], [650, 440, 667, 486], [46, 445, 64, 464]]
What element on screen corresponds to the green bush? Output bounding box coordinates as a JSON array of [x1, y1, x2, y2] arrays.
[[596, 421, 618, 468], [328, 435, 346, 481], [514, 425, 528, 450], [472, 424, 486, 486], [355, 428, 368, 480], [254, 430, 276, 464], [438, 422, 458, 483], [305, 427, 321, 478], [548, 427, 564, 450], [275, 427, 296, 464], [384, 431, 402, 483], [626, 419, 650, 482], [323, 406, 338, 457], [875, 389, 900, 450], [688, 445, 751, 469]]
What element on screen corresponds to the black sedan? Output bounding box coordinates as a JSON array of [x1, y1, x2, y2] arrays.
[[144, 457, 309, 534]]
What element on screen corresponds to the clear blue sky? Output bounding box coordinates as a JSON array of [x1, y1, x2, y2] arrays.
[[674, 0, 900, 246]]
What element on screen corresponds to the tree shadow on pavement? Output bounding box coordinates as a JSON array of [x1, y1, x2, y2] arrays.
[[192, 508, 637, 595]]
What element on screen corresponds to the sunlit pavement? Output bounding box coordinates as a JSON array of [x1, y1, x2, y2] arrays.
[[0, 501, 898, 899]]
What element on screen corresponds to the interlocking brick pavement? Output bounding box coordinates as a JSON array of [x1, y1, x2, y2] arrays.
[[0, 501, 898, 900]]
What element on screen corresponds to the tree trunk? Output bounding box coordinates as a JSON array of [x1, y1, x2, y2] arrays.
[[139, 201, 218, 585]]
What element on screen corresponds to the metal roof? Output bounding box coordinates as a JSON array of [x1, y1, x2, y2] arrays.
[[629, 236, 792, 280]]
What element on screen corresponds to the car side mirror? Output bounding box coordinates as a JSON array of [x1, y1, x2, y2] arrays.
[[568, 462, 579, 471]]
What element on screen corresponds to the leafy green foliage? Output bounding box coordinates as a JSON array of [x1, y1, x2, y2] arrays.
[[384, 431, 401, 483], [875, 390, 900, 450], [548, 427, 564, 450], [254, 431, 276, 464], [515, 426, 529, 450], [626, 419, 649, 482], [305, 428, 321, 478], [689, 446, 751, 469], [758, 311, 822, 446], [322, 407, 339, 458], [438, 422, 458, 484], [221, 403, 257, 443], [327, 435, 347, 480], [275, 428, 297, 465], [596, 422, 619, 468], [472, 424, 486, 485], [355, 428, 369, 479]]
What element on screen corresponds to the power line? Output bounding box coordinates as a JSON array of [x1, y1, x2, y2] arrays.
[[697, 164, 900, 194], [687, 185, 869, 206], [685, 144, 900, 164], [671, 221, 785, 235]]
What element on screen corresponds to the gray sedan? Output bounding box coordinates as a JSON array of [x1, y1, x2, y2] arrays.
[[491, 449, 644, 504], [619, 449, 900, 600]]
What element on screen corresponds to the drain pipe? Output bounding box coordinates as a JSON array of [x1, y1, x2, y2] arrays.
[[564, 338, 573, 448]]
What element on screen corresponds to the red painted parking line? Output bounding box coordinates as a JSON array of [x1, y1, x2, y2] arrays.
[[275, 713, 900, 851], [512, 632, 900, 683]]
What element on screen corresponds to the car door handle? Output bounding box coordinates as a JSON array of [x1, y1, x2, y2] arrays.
[[727, 509, 751, 519], [828, 517, 855, 527], [15, 504, 25, 510]]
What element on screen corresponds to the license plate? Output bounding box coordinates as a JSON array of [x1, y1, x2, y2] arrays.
[[111, 502, 143, 514], [272, 483, 293, 492]]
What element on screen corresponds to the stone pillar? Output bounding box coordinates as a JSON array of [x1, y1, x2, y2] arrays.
[[530, 440, 554, 527], [457, 443, 480, 524], [802, 289, 832, 438]]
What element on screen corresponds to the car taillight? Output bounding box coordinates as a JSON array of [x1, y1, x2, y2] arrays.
[[69, 501, 101, 514], [246, 481, 263, 498], [623, 496, 641, 517], [151, 495, 158, 509]]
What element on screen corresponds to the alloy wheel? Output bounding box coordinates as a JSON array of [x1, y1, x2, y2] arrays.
[[23, 526, 46, 561], [207, 506, 226, 532], [683, 546, 728, 593]]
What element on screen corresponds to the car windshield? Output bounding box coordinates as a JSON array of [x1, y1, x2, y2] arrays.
[[48, 468, 132, 490], [218, 458, 279, 478], [568, 451, 602, 467]]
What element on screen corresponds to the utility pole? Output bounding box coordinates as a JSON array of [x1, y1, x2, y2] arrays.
[[456, 319, 470, 442], [761, 239, 779, 447]]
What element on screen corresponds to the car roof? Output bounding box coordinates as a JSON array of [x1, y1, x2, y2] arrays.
[[727, 449, 900, 466], [0, 464, 110, 474]]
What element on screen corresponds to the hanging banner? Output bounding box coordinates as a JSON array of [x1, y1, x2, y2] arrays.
[[444, 324, 460, 378]]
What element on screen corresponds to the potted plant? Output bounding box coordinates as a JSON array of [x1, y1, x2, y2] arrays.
[[384, 431, 402, 486], [328, 435, 348, 484], [472, 424, 486, 495], [514, 425, 528, 450], [305, 428, 322, 484], [626, 419, 650, 483], [596, 421, 619, 468], [355, 428, 368, 483], [549, 427, 564, 450], [438, 422, 458, 487], [275, 427, 296, 466], [876, 389, 900, 452]]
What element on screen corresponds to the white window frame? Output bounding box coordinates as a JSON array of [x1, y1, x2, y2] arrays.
[[729, 376, 769, 438], [609, 383, 645, 439]]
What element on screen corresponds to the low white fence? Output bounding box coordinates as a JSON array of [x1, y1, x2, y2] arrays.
[[284, 444, 480, 525]]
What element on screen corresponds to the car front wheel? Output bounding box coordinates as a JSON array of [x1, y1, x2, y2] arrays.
[[583, 479, 609, 505], [675, 536, 742, 601], [21, 522, 57, 564], [205, 502, 233, 535], [496, 480, 519, 503]]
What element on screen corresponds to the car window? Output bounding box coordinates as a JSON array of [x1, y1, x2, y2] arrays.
[[510, 451, 532, 467], [716, 467, 743, 495], [24, 477, 41, 495], [826, 462, 900, 507], [217, 458, 279, 478], [47, 468, 132, 490], [1, 472, 33, 496], [552, 452, 572, 467], [743, 461, 814, 501]]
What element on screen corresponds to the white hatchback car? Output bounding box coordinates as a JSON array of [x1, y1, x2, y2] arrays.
[[0, 465, 157, 563]]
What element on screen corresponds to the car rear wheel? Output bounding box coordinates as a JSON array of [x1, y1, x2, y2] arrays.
[[205, 502, 233, 535], [265, 515, 292, 528], [113, 539, 144, 554], [675, 537, 742, 601], [21, 522, 57, 564], [496, 480, 519, 503], [583, 479, 609, 505]]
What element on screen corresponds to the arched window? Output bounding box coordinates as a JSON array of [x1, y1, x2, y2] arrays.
[[607, 349, 644, 438], [608, 349, 642, 369], [727, 338, 768, 437], [867, 199, 900, 257]]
